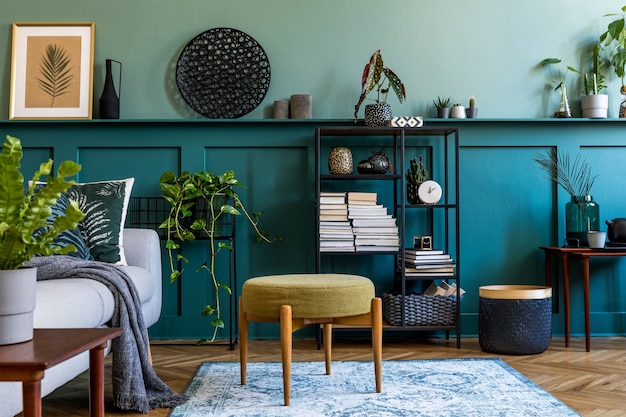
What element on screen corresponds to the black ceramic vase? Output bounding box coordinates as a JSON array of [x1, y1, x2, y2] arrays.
[[99, 59, 121, 119]]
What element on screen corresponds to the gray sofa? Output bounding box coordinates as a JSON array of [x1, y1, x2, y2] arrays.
[[0, 228, 163, 417]]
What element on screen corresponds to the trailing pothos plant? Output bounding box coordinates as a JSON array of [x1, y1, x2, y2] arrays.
[[354, 49, 406, 122], [159, 170, 279, 343], [0, 135, 84, 270]]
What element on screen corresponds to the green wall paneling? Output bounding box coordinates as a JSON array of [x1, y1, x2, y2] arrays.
[[6, 118, 626, 341]]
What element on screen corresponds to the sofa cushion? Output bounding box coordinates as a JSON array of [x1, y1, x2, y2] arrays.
[[118, 265, 155, 305], [34, 279, 114, 328], [67, 178, 134, 265]]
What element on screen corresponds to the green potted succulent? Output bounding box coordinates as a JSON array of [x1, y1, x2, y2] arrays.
[[600, 5, 626, 117], [0, 135, 84, 344], [433, 96, 451, 118], [159, 169, 279, 343], [406, 156, 429, 204], [354, 49, 406, 126], [581, 43, 609, 118]]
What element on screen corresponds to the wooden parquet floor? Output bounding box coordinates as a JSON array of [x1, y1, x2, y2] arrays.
[[23, 336, 626, 417]]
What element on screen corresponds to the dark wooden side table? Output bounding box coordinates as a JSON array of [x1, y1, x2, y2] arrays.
[[539, 246, 626, 352], [0, 327, 123, 417]]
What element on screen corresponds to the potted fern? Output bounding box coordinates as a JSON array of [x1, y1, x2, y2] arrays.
[[354, 49, 406, 127], [0, 135, 84, 344], [159, 170, 279, 343]]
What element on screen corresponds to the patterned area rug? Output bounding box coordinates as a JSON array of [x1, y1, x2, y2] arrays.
[[169, 358, 580, 416]]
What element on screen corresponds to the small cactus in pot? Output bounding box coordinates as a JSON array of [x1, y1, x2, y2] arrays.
[[466, 95, 478, 118], [406, 156, 429, 204]]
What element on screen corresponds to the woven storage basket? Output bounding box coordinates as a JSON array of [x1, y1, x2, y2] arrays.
[[383, 292, 457, 326], [478, 285, 552, 355]]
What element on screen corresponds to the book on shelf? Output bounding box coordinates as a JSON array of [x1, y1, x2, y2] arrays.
[[404, 263, 455, 271], [319, 214, 349, 221], [320, 220, 351, 227], [320, 246, 355, 252], [319, 192, 346, 204], [320, 208, 348, 215], [356, 239, 401, 246], [351, 218, 397, 227], [440, 281, 465, 296], [347, 191, 377, 202], [319, 240, 354, 247], [405, 249, 445, 256], [320, 203, 348, 210], [355, 245, 399, 252], [405, 257, 454, 264], [352, 226, 398, 235]]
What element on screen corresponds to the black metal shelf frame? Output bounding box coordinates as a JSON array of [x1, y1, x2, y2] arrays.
[[314, 126, 461, 347]]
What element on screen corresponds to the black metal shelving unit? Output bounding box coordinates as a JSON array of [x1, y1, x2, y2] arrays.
[[126, 197, 238, 349], [314, 126, 461, 347]]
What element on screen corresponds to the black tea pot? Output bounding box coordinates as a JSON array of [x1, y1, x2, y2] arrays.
[[606, 218, 626, 242]]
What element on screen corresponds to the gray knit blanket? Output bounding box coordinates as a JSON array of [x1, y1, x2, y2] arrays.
[[26, 255, 188, 413]]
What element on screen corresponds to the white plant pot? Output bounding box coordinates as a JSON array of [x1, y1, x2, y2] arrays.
[[581, 94, 609, 119], [450, 106, 466, 119], [0, 268, 37, 345]]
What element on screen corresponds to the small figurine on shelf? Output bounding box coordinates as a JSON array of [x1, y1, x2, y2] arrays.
[[406, 156, 429, 204]]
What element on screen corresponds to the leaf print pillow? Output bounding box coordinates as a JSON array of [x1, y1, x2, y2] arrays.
[[67, 178, 134, 264]]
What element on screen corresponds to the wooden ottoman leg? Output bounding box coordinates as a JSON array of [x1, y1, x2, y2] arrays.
[[239, 297, 248, 385], [323, 323, 332, 375], [280, 305, 293, 406], [372, 297, 383, 393]]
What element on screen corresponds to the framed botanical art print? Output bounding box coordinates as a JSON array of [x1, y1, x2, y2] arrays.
[[10, 22, 95, 120]]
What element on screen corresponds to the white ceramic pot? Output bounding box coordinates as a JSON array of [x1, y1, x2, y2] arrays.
[[0, 268, 37, 345], [581, 94, 608, 119], [450, 105, 466, 119]]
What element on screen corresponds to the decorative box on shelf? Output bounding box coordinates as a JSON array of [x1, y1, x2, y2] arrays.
[[383, 292, 458, 326]]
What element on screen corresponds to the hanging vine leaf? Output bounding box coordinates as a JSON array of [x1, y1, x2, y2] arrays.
[[37, 44, 74, 107]]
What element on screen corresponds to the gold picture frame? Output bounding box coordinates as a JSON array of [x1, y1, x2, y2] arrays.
[[10, 22, 95, 120]]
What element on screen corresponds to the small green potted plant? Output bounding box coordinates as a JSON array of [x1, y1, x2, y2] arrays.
[[581, 43, 609, 118], [433, 96, 451, 118], [600, 5, 626, 117], [159, 169, 279, 343], [354, 49, 406, 126], [0, 135, 84, 344], [406, 156, 429, 204], [466, 96, 478, 118]]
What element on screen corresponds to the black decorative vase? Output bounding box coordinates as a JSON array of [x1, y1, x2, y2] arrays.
[[99, 59, 121, 119]]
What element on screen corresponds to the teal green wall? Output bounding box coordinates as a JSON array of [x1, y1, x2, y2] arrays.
[[2, 2, 626, 342], [1, 1, 623, 119]]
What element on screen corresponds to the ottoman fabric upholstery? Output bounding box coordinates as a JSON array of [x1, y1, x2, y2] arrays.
[[242, 274, 374, 318]]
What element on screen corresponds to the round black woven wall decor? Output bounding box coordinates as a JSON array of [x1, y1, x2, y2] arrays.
[[176, 28, 271, 118]]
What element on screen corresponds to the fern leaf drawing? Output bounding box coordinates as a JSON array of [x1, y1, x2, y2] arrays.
[[37, 44, 74, 107]]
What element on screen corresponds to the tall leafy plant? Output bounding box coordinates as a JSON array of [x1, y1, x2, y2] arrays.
[[0, 135, 84, 270], [159, 170, 279, 343], [353, 49, 406, 122], [600, 5, 626, 94]]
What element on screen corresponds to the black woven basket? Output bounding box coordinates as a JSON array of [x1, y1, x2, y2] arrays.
[[383, 292, 457, 326], [479, 297, 552, 355]]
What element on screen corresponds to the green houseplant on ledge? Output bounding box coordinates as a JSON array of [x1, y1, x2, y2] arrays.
[[354, 49, 406, 127], [159, 170, 279, 343], [0, 135, 84, 344]]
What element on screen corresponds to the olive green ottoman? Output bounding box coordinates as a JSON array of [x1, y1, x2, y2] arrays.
[[239, 273, 382, 406]]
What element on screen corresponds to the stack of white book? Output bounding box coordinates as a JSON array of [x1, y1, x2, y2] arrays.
[[319, 192, 354, 252], [348, 192, 399, 252], [403, 248, 456, 276]]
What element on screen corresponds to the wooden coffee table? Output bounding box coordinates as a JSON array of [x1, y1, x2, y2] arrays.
[[0, 327, 123, 417]]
